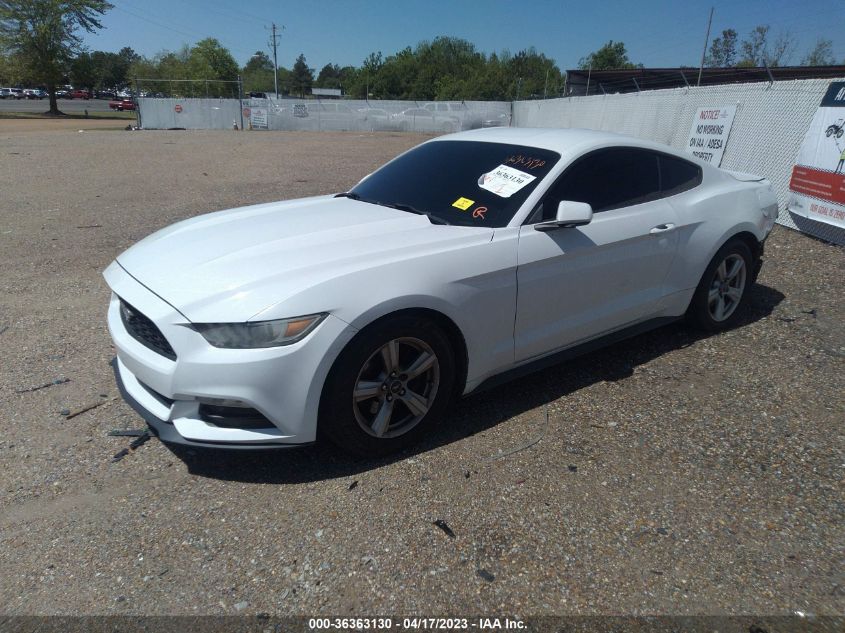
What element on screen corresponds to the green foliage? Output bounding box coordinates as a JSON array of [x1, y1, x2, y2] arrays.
[[13, 31, 564, 102], [339, 37, 562, 100], [0, 0, 113, 112], [288, 52, 313, 96], [242, 50, 274, 93], [578, 40, 639, 70], [706, 29, 738, 67]]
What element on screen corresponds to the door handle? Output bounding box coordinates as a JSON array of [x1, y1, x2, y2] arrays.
[[649, 223, 676, 234]]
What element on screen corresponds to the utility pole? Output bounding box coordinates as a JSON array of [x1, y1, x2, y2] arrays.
[[697, 7, 714, 87], [267, 23, 282, 98]]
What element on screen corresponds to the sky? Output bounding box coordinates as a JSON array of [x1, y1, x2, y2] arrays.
[[82, 0, 845, 71]]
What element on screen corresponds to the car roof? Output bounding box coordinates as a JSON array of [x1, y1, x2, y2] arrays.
[[438, 127, 697, 163]]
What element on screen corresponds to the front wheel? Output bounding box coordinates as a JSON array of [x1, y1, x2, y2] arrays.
[[319, 315, 456, 457], [686, 239, 753, 332]]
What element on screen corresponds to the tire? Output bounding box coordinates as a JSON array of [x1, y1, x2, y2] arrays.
[[826, 127, 835, 137], [686, 239, 753, 332], [838, 129, 844, 139], [319, 314, 456, 457]]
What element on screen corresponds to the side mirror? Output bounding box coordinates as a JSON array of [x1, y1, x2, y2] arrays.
[[534, 201, 593, 231]]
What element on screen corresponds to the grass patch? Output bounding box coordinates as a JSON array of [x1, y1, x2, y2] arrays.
[[0, 110, 137, 120]]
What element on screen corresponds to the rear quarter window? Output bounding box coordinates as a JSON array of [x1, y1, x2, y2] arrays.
[[659, 155, 703, 196]]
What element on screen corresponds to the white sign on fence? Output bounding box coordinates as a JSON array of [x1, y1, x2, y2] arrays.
[[250, 107, 268, 130], [685, 105, 737, 165]]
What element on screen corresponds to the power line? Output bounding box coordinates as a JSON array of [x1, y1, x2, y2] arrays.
[[117, 1, 256, 59], [266, 23, 283, 98]]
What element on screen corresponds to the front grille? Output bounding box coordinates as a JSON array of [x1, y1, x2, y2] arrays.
[[119, 299, 177, 360]]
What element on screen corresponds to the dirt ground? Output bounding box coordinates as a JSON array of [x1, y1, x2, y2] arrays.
[[0, 122, 843, 617]]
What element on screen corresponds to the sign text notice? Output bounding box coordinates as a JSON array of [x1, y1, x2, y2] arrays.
[[685, 106, 737, 166]]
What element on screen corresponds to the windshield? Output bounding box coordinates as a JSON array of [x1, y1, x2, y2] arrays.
[[349, 140, 560, 227]]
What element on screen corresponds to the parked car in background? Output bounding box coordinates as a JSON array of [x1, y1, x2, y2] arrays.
[[357, 107, 398, 131], [249, 92, 268, 99], [103, 128, 779, 455], [23, 89, 46, 99], [391, 107, 461, 133], [9, 88, 24, 99], [483, 113, 511, 128], [96, 90, 116, 100], [423, 102, 484, 130], [0, 88, 13, 99], [109, 98, 136, 111], [68, 89, 91, 100]]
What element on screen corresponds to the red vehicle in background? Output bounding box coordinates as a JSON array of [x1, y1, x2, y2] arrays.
[[108, 98, 136, 111], [68, 89, 91, 100]]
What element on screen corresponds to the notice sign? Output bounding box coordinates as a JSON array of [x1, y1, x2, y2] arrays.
[[250, 107, 268, 130], [685, 106, 737, 165], [788, 82, 845, 229]]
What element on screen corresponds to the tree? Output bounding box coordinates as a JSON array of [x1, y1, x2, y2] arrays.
[[188, 37, 238, 95], [0, 0, 113, 114], [242, 50, 275, 94], [505, 48, 562, 99], [315, 62, 341, 88], [738, 25, 794, 67], [706, 29, 738, 67], [802, 38, 834, 66], [578, 40, 639, 70], [69, 49, 96, 90], [289, 52, 313, 97]]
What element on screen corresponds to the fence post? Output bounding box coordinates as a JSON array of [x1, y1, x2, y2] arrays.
[[763, 61, 775, 88], [134, 77, 142, 128], [237, 75, 244, 131]]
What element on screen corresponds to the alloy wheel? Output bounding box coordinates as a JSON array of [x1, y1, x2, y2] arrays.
[[707, 253, 747, 322], [352, 337, 440, 438]]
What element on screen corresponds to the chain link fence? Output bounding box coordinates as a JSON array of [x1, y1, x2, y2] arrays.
[[513, 77, 845, 245], [137, 97, 511, 134]]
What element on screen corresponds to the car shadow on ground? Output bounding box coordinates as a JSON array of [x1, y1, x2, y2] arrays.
[[165, 283, 784, 483]]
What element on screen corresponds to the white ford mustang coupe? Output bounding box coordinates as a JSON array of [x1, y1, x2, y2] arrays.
[[104, 128, 778, 455]]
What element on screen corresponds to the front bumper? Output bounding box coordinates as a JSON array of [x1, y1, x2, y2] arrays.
[[104, 261, 356, 449]]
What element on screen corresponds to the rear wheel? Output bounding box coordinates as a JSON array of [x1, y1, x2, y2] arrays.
[[687, 239, 753, 332], [319, 315, 456, 457]]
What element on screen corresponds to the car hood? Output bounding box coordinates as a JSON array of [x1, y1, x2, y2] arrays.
[[115, 195, 493, 323]]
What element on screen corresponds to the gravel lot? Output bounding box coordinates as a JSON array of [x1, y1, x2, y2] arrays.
[[0, 122, 843, 617]]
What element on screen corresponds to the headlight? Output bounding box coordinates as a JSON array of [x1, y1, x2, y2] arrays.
[[192, 313, 326, 349]]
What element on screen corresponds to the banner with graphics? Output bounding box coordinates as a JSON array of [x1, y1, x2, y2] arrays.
[[788, 82, 845, 228]]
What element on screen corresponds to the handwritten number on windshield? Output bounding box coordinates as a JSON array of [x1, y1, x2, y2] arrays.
[[505, 155, 546, 170]]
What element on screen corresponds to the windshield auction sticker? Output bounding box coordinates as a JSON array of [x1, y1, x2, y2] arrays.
[[478, 164, 536, 198]]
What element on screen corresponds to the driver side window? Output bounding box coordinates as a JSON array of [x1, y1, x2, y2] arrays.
[[533, 147, 661, 222]]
